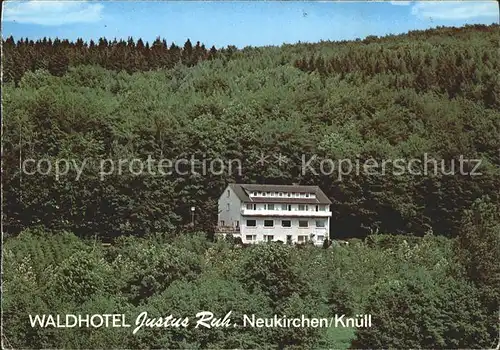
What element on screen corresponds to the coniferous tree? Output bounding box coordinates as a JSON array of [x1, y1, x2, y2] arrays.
[[182, 38, 194, 66]]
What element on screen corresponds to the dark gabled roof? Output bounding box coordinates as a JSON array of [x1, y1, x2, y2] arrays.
[[228, 183, 332, 204]]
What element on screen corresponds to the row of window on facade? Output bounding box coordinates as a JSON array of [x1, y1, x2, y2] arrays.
[[226, 203, 327, 211], [227, 190, 315, 198], [250, 191, 315, 198], [246, 219, 327, 228], [245, 234, 325, 243]]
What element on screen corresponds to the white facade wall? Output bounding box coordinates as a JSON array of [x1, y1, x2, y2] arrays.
[[240, 216, 330, 245], [241, 203, 331, 216], [217, 186, 332, 246], [217, 185, 242, 228], [239, 216, 330, 245]]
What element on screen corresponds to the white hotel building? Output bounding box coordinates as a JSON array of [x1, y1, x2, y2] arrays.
[[217, 184, 332, 245]]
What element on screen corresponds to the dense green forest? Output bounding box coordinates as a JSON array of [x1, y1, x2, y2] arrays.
[[3, 207, 500, 348], [2, 24, 500, 348], [3, 24, 500, 239]]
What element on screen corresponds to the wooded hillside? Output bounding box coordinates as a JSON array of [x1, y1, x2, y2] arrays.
[[3, 24, 499, 240], [2, 24, 499, 349]]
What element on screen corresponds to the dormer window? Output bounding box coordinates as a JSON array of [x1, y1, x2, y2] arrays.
[[305, 193, 310, 198]]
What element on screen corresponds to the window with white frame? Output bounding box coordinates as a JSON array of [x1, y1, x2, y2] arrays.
[[246, 235, 257, 241], [264, 235, 274, 242], [264, 220, 274, 227], [246, 219, 256, 227], [282, 220, 291, 227], [299, 220, 309, 228], [298, 235, 308, 242], [316, 220, 326, 228], [298, 204, 306, 211], [281, 204, 287, 211], [316, 205, 326, 211], [267, 204, 274, 210], [246, 203, 253, 209], [317, 235, 325, 242]]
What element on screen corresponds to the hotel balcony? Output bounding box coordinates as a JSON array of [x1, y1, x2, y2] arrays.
[[240, 208, 332, 217], [215, 226, 242, 238]]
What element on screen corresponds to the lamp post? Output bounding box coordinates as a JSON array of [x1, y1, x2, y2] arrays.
[[190, 206, 195, 227]]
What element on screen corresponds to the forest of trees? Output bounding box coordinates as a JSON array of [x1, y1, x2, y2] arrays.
[[3, 24, 500, 240], [3, 204, 499, 348], [2, 36, 219, 82], [2, 23, 500, 348]]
